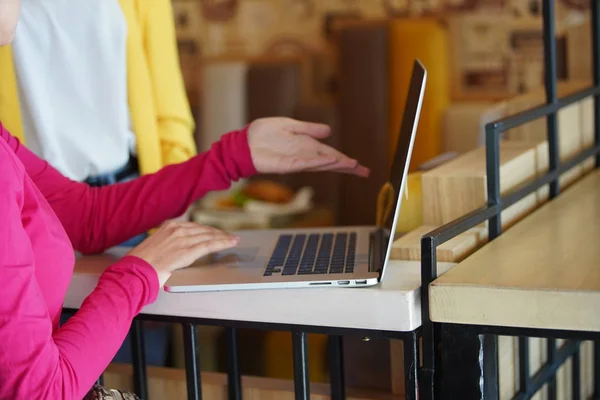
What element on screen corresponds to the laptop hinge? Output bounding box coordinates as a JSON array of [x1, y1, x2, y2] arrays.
[[369, 228, 388, 274]]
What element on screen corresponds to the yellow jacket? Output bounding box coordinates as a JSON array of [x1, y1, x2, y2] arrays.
[[0, 0, 197, 175]]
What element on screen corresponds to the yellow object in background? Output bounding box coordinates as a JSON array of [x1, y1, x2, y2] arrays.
[[0, 0, 197, 175], [264, 331, 329, 383], [395, 171, 423, 234], [388, 18, 450, 172]]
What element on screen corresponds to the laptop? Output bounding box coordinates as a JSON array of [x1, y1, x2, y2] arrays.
[[164, 59, 427, 292]]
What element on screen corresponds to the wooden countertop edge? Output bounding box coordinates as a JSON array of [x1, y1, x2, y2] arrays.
[[429, 284, 600, 332]]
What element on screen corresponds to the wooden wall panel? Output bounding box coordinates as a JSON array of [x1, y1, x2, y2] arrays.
[[442, 101, 507, 154], [421, 141, 539, 229], [566, 16, 591, 82], [336, 22, 390, 226], [580, 96, 595, 172], [103, 363, 402, 400], [391, 225, 486, 262], [246, 58, 302, 121]]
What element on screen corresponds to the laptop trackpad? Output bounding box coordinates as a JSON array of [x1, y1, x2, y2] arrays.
[[212, 247, 260, 264]]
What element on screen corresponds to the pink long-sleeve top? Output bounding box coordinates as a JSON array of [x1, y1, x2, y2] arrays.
[[0, 122, 256, 399]]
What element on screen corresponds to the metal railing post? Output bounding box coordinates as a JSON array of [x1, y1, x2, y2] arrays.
[[131, 320, 148, 399], [542, 0, 560, 200], [226, 328, 242, 400], [328, 335, 345, 400], [183, 323, 202, 400]]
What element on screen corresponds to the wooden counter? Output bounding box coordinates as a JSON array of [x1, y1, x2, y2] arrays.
[[430, 170, 600, 333]]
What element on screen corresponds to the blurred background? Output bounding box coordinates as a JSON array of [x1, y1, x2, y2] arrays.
[[146, 0, 594, 396], [175, 0, 589, 231]]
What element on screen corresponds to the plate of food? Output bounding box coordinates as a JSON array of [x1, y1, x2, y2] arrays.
[[192, 180, 315, 230]]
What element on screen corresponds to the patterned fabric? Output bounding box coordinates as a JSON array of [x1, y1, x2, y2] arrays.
[[84, 384, 140, 400]]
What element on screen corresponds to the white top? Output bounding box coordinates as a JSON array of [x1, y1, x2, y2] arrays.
[[12, 0, 136, 181], [67, 247, 456, 332]]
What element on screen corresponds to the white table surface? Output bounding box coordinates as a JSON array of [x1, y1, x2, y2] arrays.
[[66, 247, 455, 332]]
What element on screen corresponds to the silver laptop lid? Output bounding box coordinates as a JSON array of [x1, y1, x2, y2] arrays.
[[379, 59, 427, 281]]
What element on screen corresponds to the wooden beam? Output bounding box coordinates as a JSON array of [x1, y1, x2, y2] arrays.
[[103, 363, 404, 400]]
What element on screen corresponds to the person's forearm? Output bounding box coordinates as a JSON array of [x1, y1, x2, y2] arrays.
[[0, 176, 160, 399], [31, 127, 256, 253], [0, 256, 158, 399]]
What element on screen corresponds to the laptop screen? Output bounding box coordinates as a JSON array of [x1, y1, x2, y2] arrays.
[[379, 60, 427, 275]]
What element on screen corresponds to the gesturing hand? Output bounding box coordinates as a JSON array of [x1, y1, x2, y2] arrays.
[[247, 117, 370, 177], [127, 221, 239, 287]]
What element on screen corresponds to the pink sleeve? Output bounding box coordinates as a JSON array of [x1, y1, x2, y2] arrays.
[[0, 158, 159, 399], [0, 123, 257, 253]]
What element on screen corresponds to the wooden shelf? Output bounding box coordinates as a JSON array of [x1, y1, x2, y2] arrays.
[[430, 170, 600, 333]]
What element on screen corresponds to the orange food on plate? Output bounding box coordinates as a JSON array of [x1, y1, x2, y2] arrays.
[[215, 198, 238, 209], [242, 180, 294, 204]]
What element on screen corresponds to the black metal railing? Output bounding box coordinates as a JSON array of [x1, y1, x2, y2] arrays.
[[419, 0, 600, 399], [63, 308, 421, 400]]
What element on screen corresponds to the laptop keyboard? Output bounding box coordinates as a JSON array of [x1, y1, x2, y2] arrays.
[[264, 233, 357, 276]]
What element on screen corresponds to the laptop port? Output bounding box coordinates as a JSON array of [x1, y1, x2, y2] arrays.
[[355, 280, 367, 285], [337, 280, 350, 285], [309, 282, 332, 286]]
